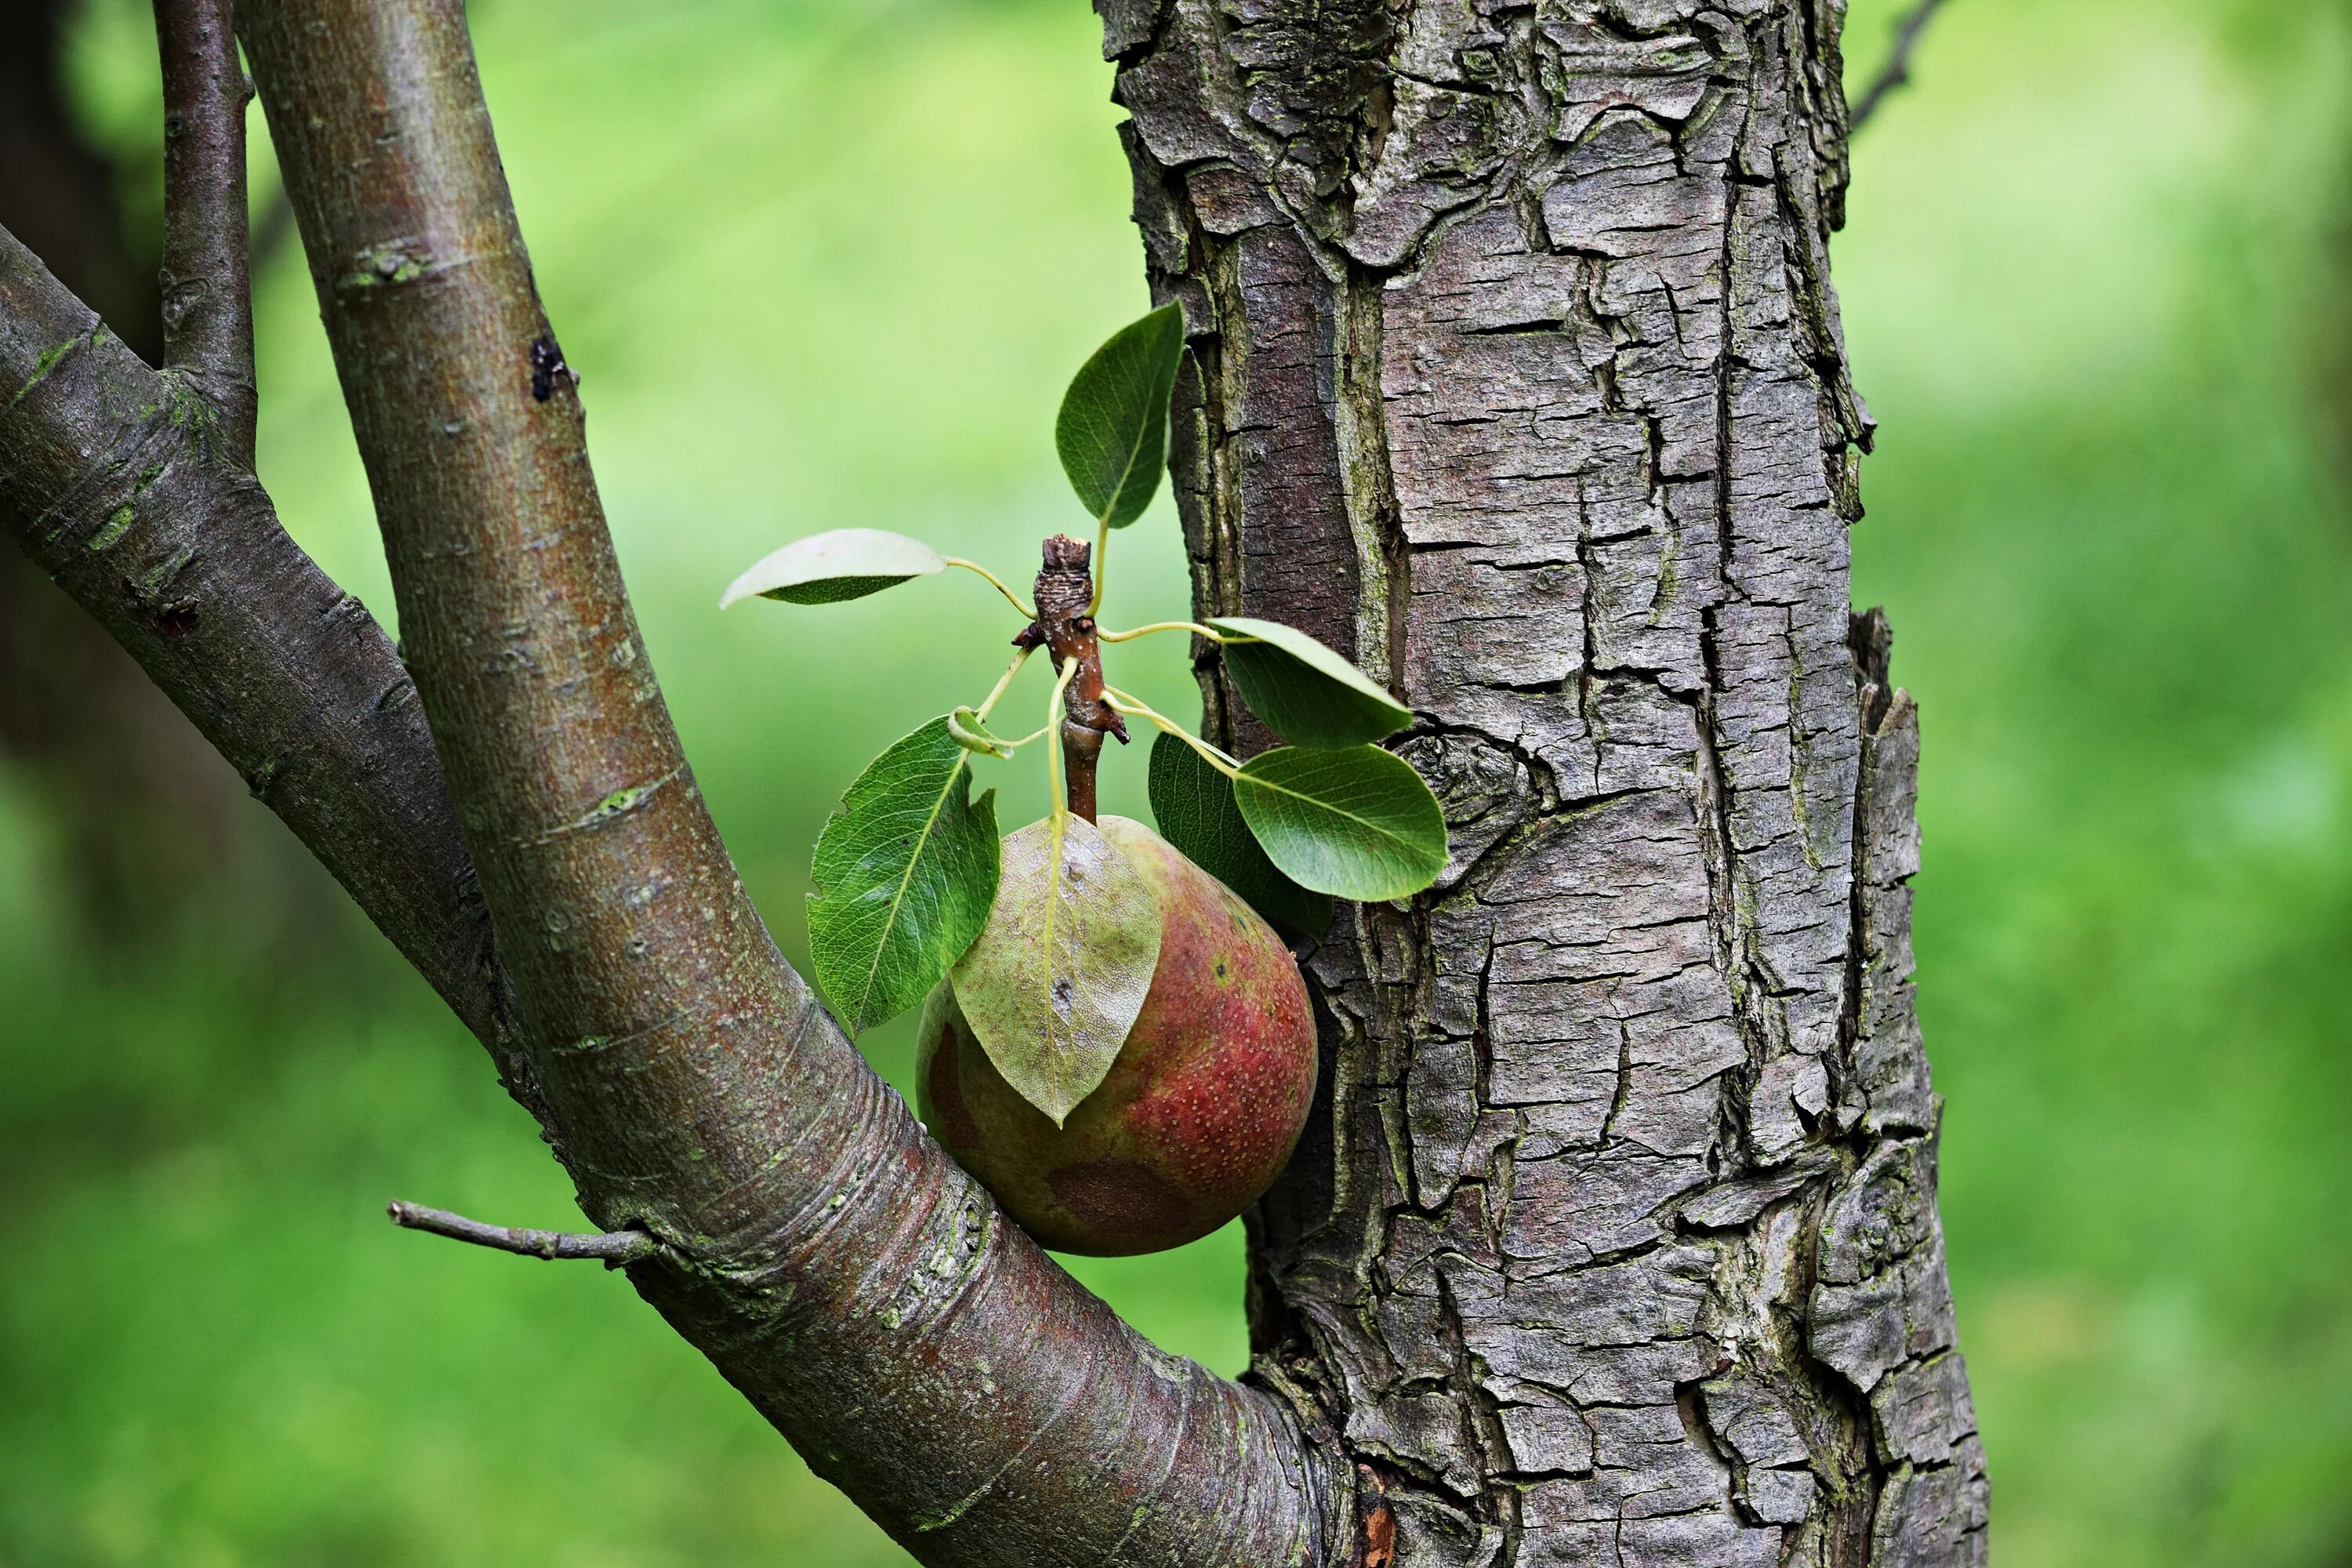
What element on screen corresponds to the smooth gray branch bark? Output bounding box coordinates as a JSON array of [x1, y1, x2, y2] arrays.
[[153, 0, 256, 462]]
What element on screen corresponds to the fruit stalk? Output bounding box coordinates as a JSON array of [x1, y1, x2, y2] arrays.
[[1021, 534, 1126, 823]]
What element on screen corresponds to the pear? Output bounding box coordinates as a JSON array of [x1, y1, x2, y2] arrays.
[[918, 816, 1317, 1255]]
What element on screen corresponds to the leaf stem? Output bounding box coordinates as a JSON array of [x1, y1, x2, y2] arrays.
[[1098, 620, 1229, 644], [1102, 688, 1241, 779], [1086, 517, 1110, 615], [942, 557, 1037, 619], [1045, 654, 1083, 818], [973, 645, 1034, 721]]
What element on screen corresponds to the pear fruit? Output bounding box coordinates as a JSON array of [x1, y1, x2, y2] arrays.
[[918, 816, 1316, 1255]]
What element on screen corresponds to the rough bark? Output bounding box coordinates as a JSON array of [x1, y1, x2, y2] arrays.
[[1109, 1, 1987, 1563]]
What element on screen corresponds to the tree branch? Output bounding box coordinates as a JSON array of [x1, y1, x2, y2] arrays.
[[153, 0, 256, 462], [388, 1200, 659, 1264], [0, 223, 542, 1116], [223, 2, 1335, 1561], [1849, 0, 1950, 132]]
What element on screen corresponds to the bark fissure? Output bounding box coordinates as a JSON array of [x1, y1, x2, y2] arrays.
[[1112, 0, 1983, 1560]]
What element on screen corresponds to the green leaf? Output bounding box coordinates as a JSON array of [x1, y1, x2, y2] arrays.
[[950, 815, 1163, 1124], [808, 718, 1000, 1036], [720, 528, 946, 608], [1055, 303, 1185, 530], [1147, 729, 1332, 940], [1207, 617, 1413, 748], [948, 706, 1013, 759], [1232, 746, 1447, 902]]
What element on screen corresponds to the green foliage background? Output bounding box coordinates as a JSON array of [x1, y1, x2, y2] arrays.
[[4, 0, 2350, 1563]]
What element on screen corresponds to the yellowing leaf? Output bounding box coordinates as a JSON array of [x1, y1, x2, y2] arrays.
[[949, 815, 1163, 1124]]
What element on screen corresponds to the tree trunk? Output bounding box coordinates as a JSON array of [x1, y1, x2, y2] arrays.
[[1112, 1, 1988, 1563]]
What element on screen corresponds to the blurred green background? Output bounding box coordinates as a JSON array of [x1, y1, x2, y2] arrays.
[[3, 0, 2349, 1563]]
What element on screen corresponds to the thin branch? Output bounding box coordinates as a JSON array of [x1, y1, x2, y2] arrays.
[[388, 1200, 659, 1264], [1849, 0, 1950, 132], [153, 0, 256, 462]]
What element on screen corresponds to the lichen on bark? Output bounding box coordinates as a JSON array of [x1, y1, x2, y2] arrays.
[[1109, 0, 1987, 1561]]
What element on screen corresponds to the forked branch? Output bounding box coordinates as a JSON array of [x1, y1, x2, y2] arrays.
[[0, 224, 539, 1111]]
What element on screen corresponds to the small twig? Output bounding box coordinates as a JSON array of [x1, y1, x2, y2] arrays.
[[387, 1200, 660, 1265], [1849, 0, 1950, 133], [152, 0, 257, 462]]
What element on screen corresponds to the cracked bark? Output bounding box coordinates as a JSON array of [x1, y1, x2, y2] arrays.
[[1111, 0, 1986, 1563]]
